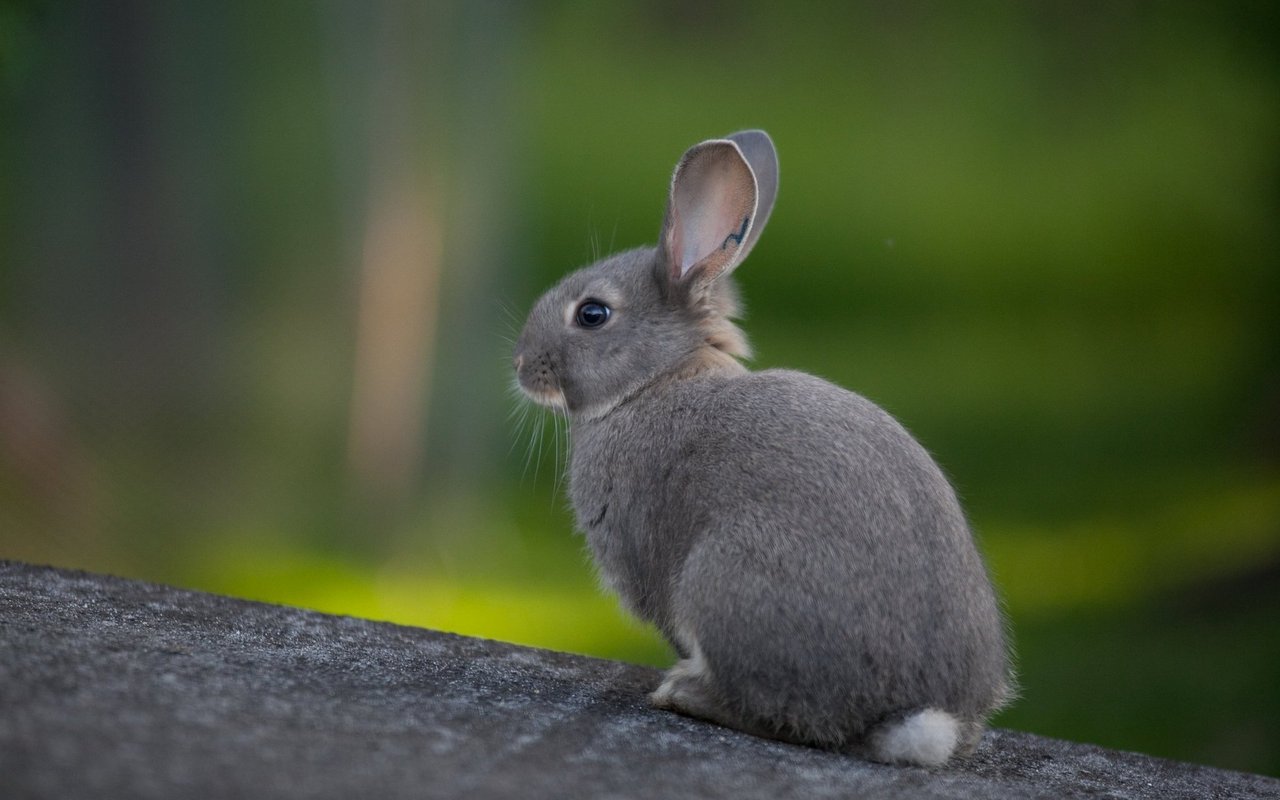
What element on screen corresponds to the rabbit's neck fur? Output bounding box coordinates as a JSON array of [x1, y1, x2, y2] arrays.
[[579, 345, 746, 425], [672, 340, 748, 382]]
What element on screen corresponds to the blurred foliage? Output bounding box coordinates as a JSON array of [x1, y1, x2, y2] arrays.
[[2, 0, 1278, 777]]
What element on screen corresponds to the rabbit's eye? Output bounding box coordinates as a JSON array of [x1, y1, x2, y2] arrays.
[[575, 300, 611, 329]]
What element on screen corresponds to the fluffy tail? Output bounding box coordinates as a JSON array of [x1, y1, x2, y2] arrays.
[[868, 709, 960, 768]]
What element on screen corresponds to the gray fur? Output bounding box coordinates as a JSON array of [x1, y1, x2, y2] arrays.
[[513, 130, 1011, 765]]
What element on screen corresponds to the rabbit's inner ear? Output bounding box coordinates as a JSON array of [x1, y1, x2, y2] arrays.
[[662, 140, 758, 287]]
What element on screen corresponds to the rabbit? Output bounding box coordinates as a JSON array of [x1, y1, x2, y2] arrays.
[[512, 130, 1012, 767]]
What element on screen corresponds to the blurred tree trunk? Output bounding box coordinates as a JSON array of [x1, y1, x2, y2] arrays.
[[342, 1, 445, 507], [426, 1, 526, 493], [336, 1, 526, 522]]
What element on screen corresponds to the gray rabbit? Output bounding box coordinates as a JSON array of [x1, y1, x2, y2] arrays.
[[513, 131, 1011, 767]]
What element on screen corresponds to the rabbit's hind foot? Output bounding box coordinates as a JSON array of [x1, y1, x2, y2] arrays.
[[649, 644, 712, 712]]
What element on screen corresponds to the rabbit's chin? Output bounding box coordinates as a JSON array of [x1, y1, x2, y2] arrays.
[[519, 385, 568, 414]]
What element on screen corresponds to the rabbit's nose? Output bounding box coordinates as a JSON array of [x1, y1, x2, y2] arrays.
[[513, 354, 524, 372]]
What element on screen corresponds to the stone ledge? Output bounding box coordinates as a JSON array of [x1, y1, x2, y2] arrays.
[[1, 560, 1275, 799]]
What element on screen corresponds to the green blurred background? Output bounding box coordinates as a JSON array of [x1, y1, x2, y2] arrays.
[[2, 0, 1278, 776]]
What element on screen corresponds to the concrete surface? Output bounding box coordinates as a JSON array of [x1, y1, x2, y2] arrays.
[[1, 560, 1276, 799]]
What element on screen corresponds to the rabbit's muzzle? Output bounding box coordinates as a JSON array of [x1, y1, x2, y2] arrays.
[[514, 350, 567, 412]]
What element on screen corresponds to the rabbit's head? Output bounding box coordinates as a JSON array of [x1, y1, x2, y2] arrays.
[[514, 130, 779, 419]]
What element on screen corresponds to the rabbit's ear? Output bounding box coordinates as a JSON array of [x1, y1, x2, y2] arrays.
[[659, 131, 777, 289], [725, 130, 778, 258]]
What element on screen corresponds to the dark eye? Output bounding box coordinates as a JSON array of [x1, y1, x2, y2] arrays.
[[575, 300, 611, 329]]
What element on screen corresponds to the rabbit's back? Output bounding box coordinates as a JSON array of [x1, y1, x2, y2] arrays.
[[571, 368, 1008, 741]]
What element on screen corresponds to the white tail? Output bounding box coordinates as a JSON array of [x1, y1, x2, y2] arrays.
[[869, 708, 960, 768]]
